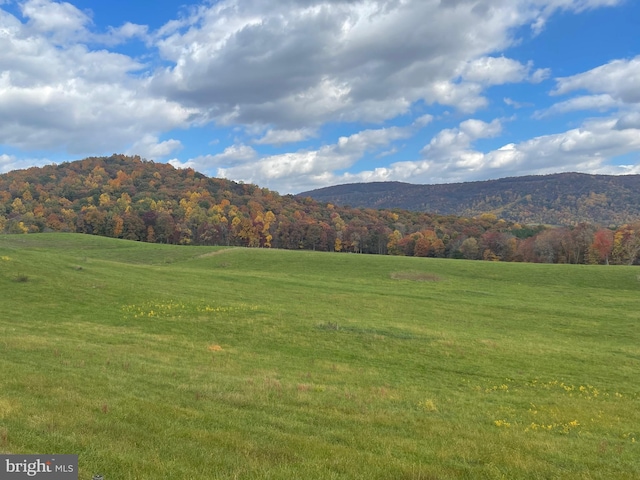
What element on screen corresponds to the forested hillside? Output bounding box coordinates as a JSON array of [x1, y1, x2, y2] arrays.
[[299, 173, 640, 226], [1, 155, 638, 264]]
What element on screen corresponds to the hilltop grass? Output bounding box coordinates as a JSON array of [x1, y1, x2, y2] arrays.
[[0, 233, 638, 479]]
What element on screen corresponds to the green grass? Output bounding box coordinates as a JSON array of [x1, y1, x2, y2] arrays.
[[0, 233, 639, 479]]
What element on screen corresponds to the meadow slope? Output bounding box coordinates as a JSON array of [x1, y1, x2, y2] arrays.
[[0, 233, 638, 479]]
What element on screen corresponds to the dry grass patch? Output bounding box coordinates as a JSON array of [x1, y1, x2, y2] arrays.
[[391, 271, 443, 282]]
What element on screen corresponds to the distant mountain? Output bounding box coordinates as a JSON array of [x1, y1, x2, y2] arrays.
[[299, 173, 640, 226]]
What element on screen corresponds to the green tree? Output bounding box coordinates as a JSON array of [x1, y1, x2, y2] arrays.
[[459, 237, 479, 260]]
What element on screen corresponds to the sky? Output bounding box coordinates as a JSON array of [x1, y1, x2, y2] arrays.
[[1, 0, 640, 194]]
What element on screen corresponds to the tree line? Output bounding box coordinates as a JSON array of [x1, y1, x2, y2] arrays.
[[1, 155, 638, 265]]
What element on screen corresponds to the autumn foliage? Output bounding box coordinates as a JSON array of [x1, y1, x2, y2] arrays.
[[0, 155, 638, 265]]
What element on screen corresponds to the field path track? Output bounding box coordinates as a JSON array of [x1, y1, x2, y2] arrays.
[[197, 247, 242, 258]]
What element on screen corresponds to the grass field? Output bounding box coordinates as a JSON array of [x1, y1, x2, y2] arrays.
[[0, 233, 638, 479]]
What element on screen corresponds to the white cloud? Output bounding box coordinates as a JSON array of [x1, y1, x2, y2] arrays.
[[163, 102, 640, 194], [375, 147, 398, 159], [415, 119, 503, 174], [21, 0, 90, 41], [213, 124, 416, 192], [126, 134, 183, 159], [184, 145, 259, 172], [234, 113, 640, 192], [168, 158, 197, 170], [0, 4, 196, 155], [209, 144, 258, 164], [553, 55, 640, 104], [458, 57, 549, 86], [0, 153, 53, 174], [199, 116, 436, 191], [530, 67, 551, 83], [150, 0, 595, 128], [0, 153, 17, 173], [535, 55, 640, 161], [19, 0, 149, 46], [547, 0, 623, 13], [101, 22, 149, 46], [254, 128, 317, 145], [422, 119, 503, 157], [477, 118, 640, 175], [534, 94, 621, 118], [345, 116, 640, 187], [504, 97, 533, 109], [529, 0, 623, 34], [414, 114, 434, 128], [615, 112, 640, 130]]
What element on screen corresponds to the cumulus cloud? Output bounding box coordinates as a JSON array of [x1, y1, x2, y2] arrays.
[[534, 94, 621, 118], [414, 114, 434, 127], [422, 119, 503, 157], [553, 56, 640, 104], [147, 0, 621, 130], [168, 158, 197, 170], [212, 124, 416, 192], [503, 97, 533, 109], [537, 55, 640, 151], [126, 135, 183, 159], [0, 153, 17, 173], [149, 0, 591, 128], [254, 128, 318, 145], [477, 118, 640, 176], [192, 145, 259, 168], [336, 116, 640, 188], [21, 0, 90, 42], [223, 113, 640, 193], [615, 112, 640, 130], [206, 112, 443, 191], [528, 0, 623, 33], [0, 153, 53, 174], [457, 57, 549, 86], [101, 22, 149, 46], [0, 2, 196, 156]]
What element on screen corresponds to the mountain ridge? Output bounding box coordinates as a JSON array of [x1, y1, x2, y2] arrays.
[[299, 172, 640, 226]]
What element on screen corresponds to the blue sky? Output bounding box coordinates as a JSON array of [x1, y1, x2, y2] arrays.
[[1, 0, 639, 193]]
